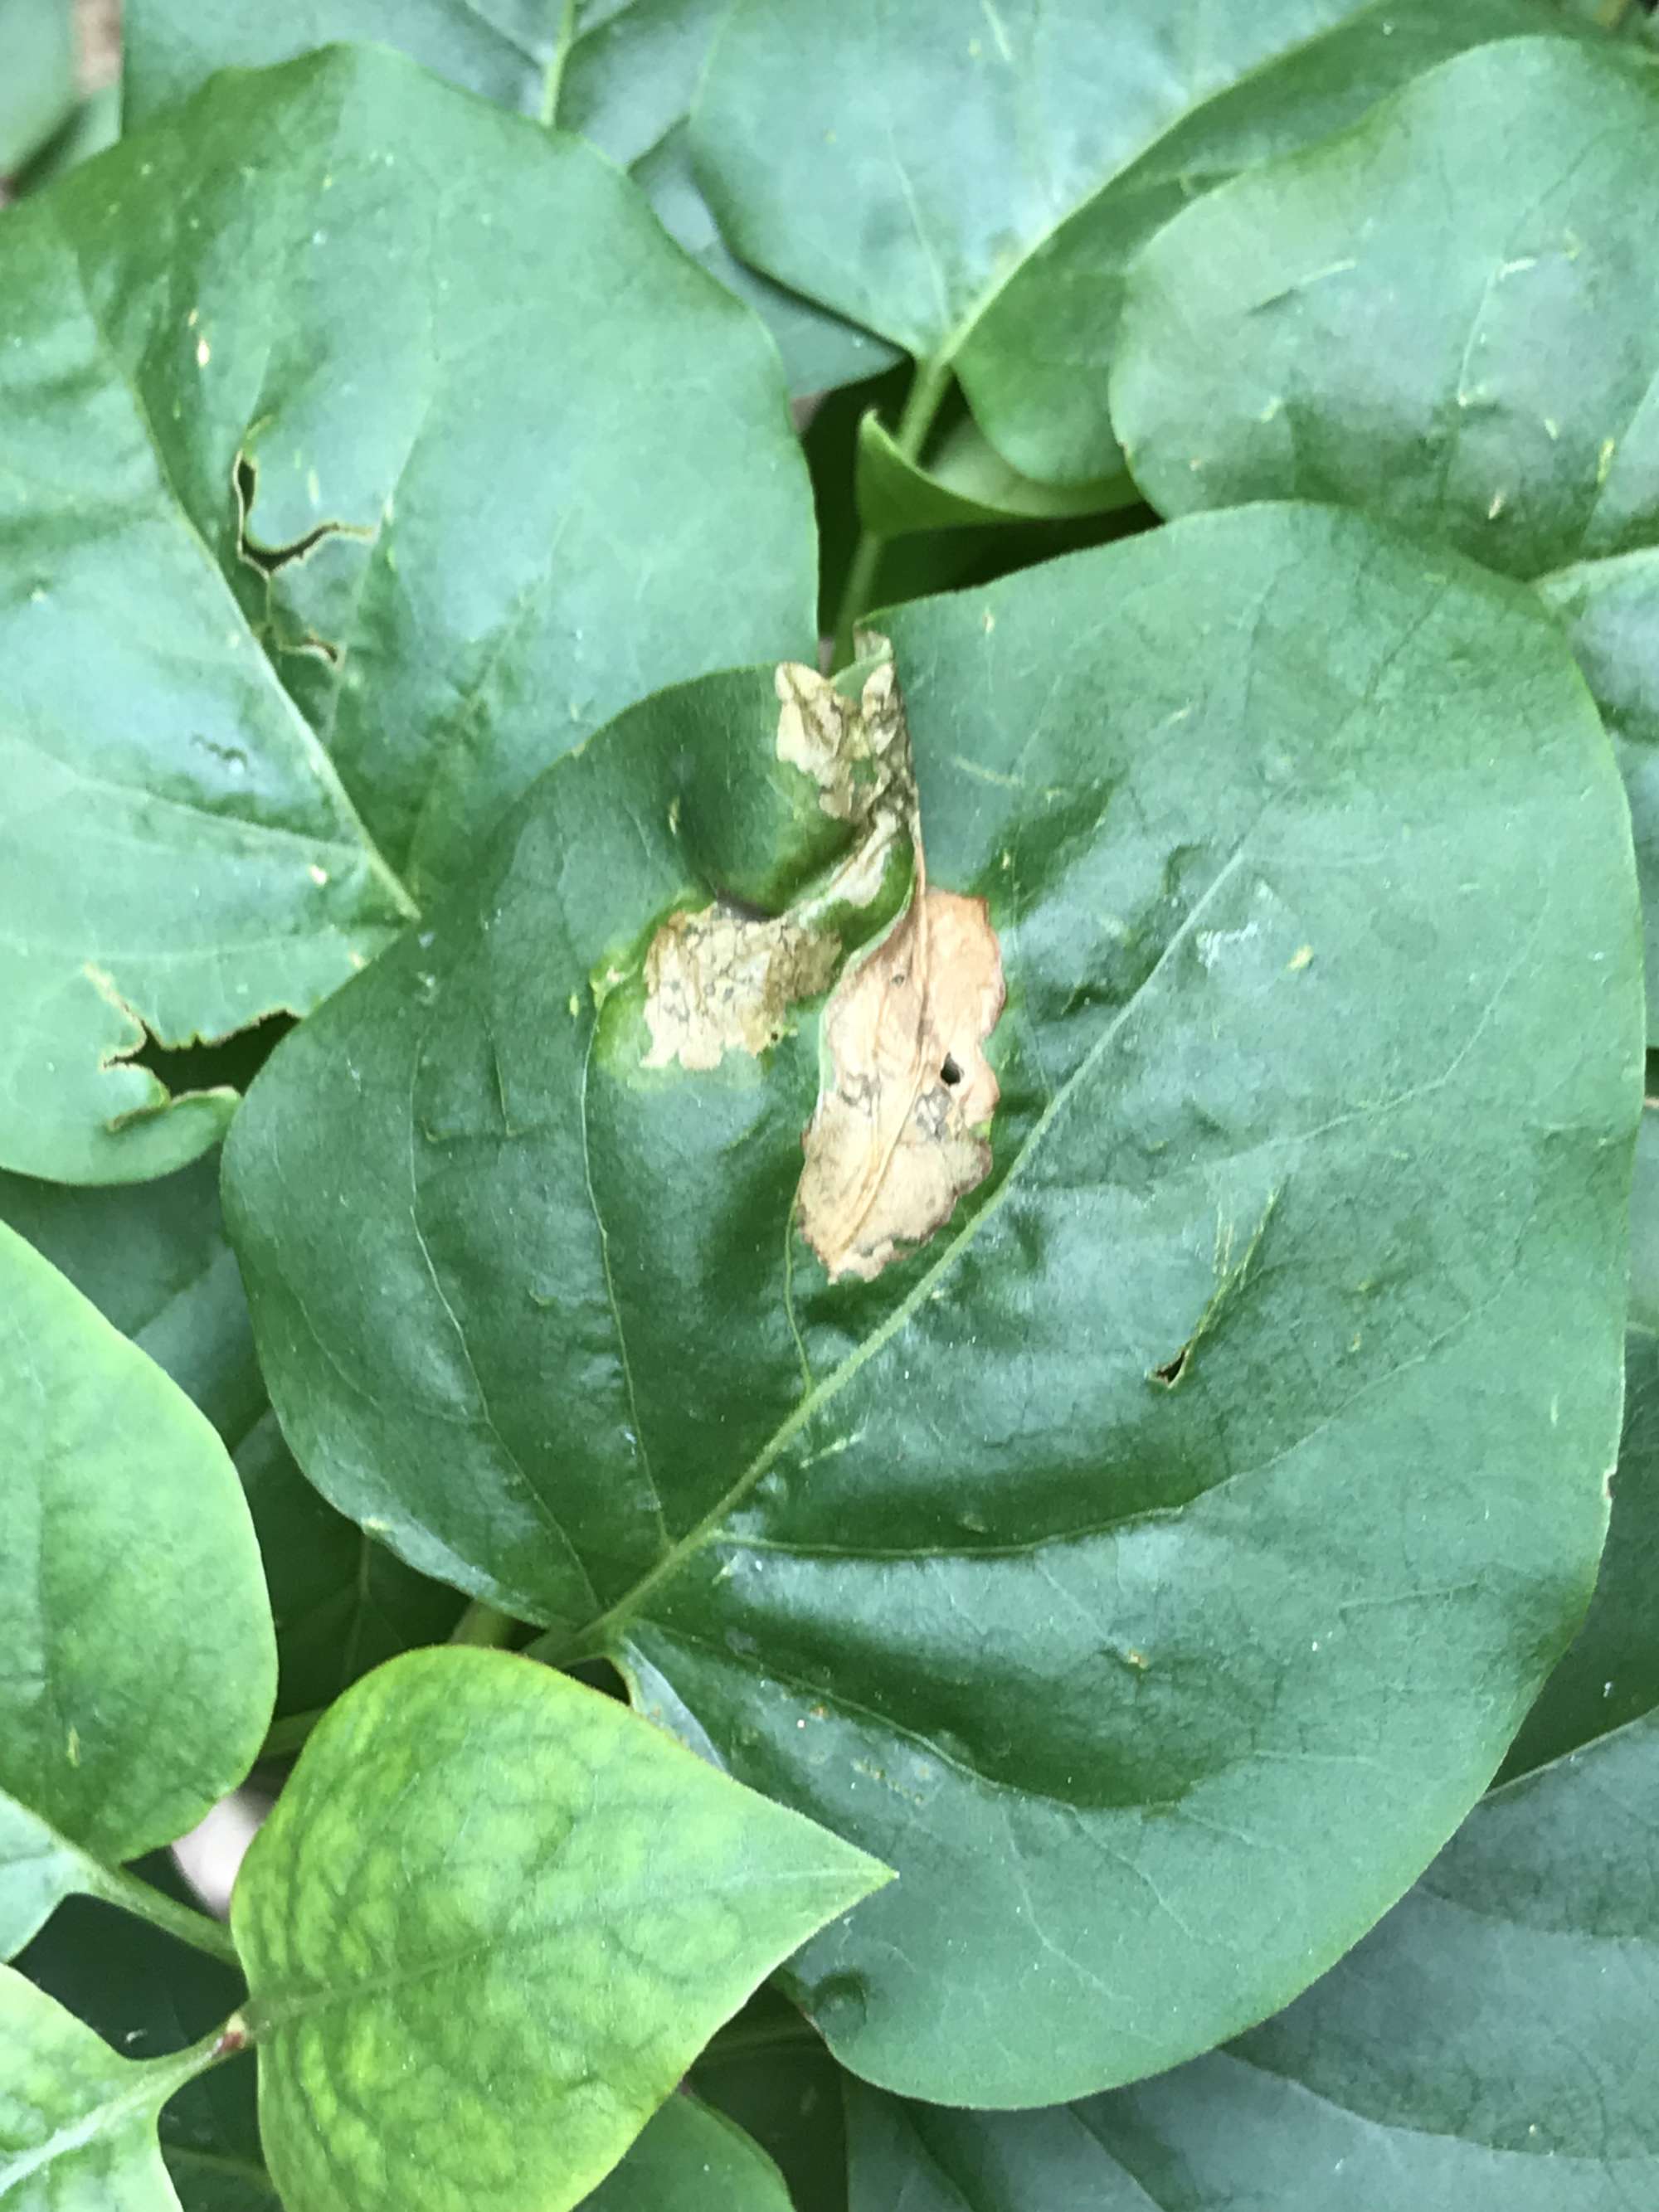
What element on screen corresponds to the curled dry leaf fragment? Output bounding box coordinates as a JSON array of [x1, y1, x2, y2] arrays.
[[775, 652, 912, 830], [800, 887, 1005, 1283]]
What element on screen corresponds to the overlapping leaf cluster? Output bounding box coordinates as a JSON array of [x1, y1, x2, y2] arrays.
[[1, 2, 1656, 2208]]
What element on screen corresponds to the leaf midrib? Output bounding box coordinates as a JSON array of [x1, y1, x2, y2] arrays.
[[555, 843, 1253, 1662]]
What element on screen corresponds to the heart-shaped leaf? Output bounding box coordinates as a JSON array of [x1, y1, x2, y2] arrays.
[[226, 502, 1640, 2103], [0, 1161, 462, 1722], [1110, 35, 1659, 1027], [693, 0, 1576, 484], [232, 1648, 887, 2212], [0, 1223, 274, 1957], [0, 1967, 230, 2212], [584, 2096, 792, 2212], [1, 43, 815, 1182], [842, 1296, 1659, 2208], [120, 0, 891, 397]]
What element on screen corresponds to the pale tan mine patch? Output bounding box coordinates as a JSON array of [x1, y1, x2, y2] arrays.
[[775, 652, 914, 835], [799, 887, 1005, 1283], [642, 907, 840, 1073]]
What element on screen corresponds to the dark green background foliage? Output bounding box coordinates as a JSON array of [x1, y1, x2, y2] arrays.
[[2, 1, 1656, 2207]]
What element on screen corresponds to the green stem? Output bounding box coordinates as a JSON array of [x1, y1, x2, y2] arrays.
[[448, 1597, 523, 1648], [90, 1864, 241, 1970], [830, 355, 956, 668]]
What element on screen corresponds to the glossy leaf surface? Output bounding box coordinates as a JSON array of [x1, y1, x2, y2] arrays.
[[0, 1161, 460, 1720], [1, 44, 814, 1180], [0, 1225, 274, 1956], [1111, 36, 1659, 1023], [121, 0, 889, 396], [845, 1305, 1659, 2209], [232, 1650, 886, 2212], [226, 503, 1639, 2103], [694, 0, 1572, 484]]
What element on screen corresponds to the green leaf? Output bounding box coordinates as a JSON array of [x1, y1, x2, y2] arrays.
[[693, 0, 1574, 485], [1, 44, 815, 1182], [121, 0, 892, 398], [232, 1648, 887, 2212], [692, 1991, 849, 2212], [845, 1316, 1659, 2206], [0, 1224, 275, 1957], [18, 1864, 273, 2212], [583, 2096, 792, 2212], [226, 503, 1640, 2103], [0, 1161, 462, 1722], [0, 1967, 226, 2211], [0, 0, 73, 178], [1109, 36, 1659, 1027], [856, 410, 1135, 540]]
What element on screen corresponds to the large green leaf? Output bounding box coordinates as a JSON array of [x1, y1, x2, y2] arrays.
[[225, 502, 1639, 2103], [17, 1865, 271, 2212], [232, 1649, 885, 2212], [584, 2096, 791, 2212], [1110, 35, 1659, 1026], [693, 0, 1576, 486], [0, 1162, 461, 1721], [843, 1310, 1659, 2210], [0, 1224, 274, 1957], [0, 1970, 218, 2212], [0, 44, 814, 1182], [120, 0, 890, 397]]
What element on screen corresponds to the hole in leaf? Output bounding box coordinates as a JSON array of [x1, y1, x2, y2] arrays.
[[126, 1010, 296, 1096], [940, 1053, 962, 1086], [1151, 1345, 1190, 1388], [233, 453, 372, 574]]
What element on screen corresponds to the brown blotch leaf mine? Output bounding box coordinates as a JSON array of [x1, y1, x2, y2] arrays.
[[799, 885, 1005, 1283]]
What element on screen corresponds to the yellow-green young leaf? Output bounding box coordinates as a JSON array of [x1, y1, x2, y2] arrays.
[[0, 1226, 274, 1957], [119, 0, 892, 397], [0, 42, 815, 1183], [583, 2097, 792, 2212], [231, 1650, 888, 2212], [693, 0, 1579, 485], [0, 1968, 218, 2212], [225, 503, 1640, 2104], [1110, 36, 1659, 1029]]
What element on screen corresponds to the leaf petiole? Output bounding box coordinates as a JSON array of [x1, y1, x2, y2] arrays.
[[89, 1863, 242, 1969], [831, 354, 955, 667]]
